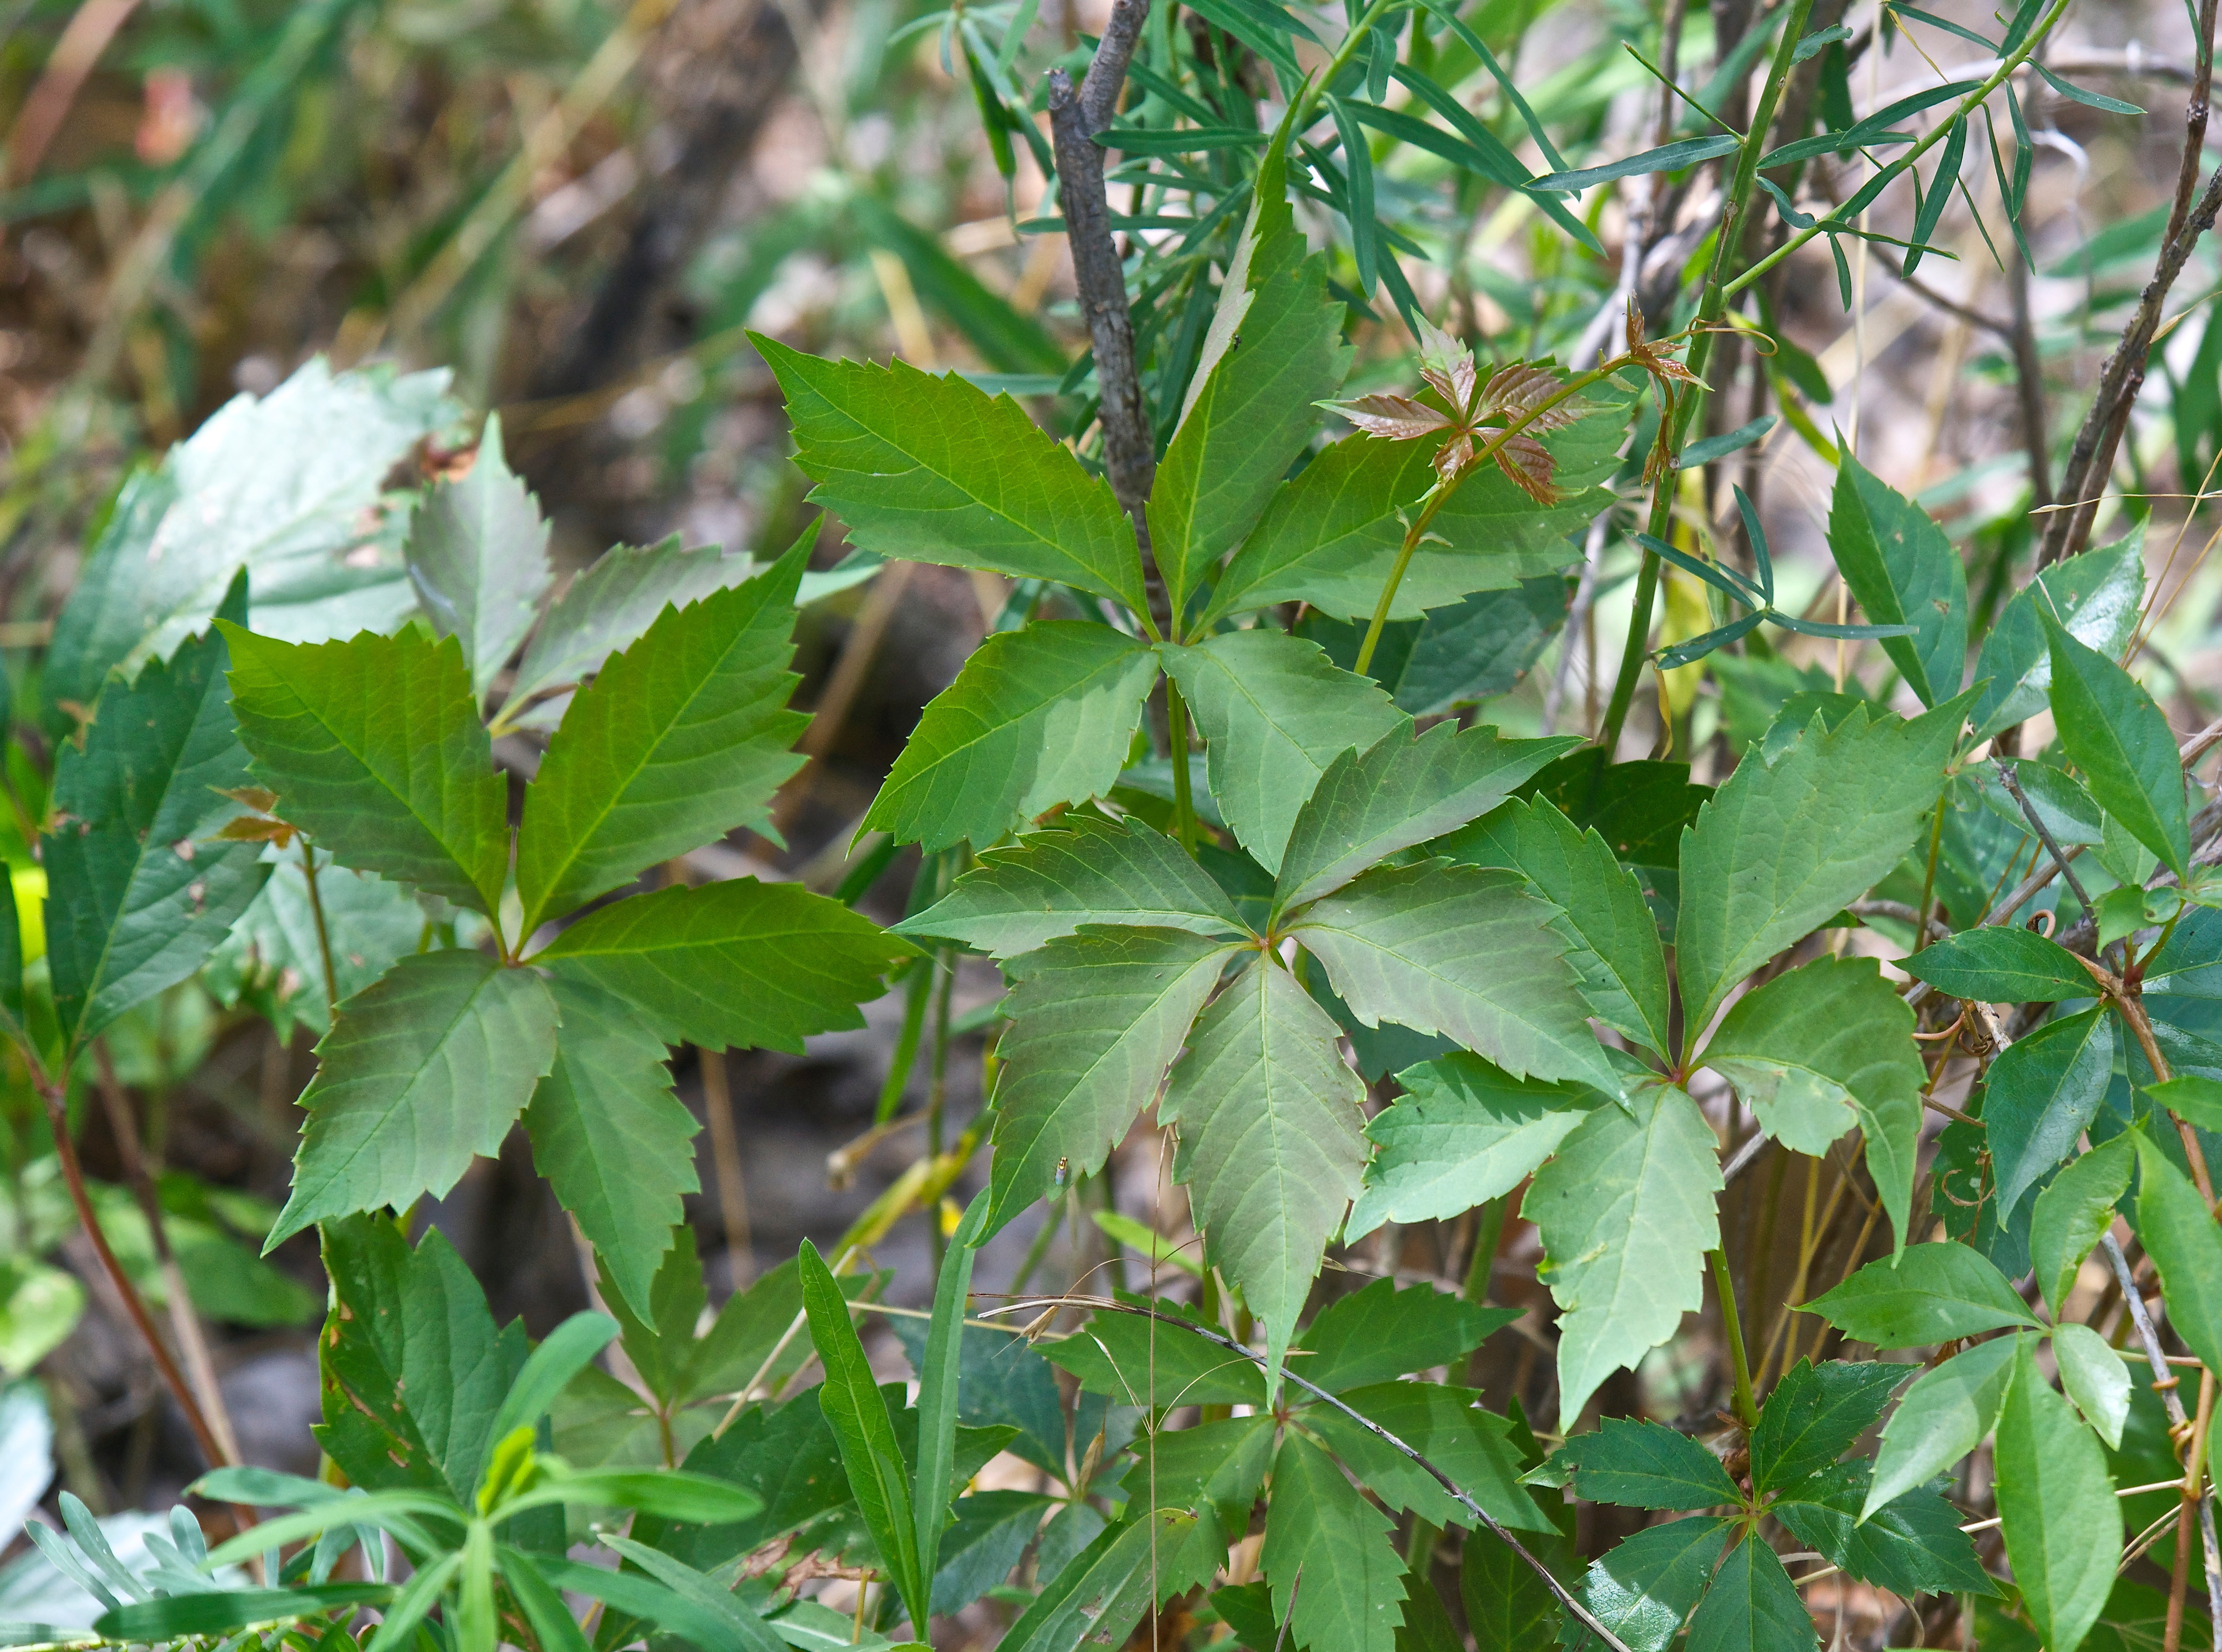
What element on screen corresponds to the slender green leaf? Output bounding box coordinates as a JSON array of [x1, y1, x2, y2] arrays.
[[405, 415, 552, 702], [1903, 927, 2095, 1003], [1997, 1338, 2119, 1652], [2031, 1134, 2134, 1317], [2133, 1131, 2222, 1374], [864, 622, 1159, 854], [1984, 1006, 2116, 1218], [1159, 627, 1402, 872], [916, 1193, 989, 1588], [2043, 612, 2190, 878], [1162, 956, 1368, 1366], [1805, 1242, 2038, 1348], [1532, 134, 1743, 191], [1525, 1082, 1722, 1428], [94, 1585, 394, 1641], [535, 879, 908, 1054], [521, 977, 697, 1317], [759, 337, 1146, 611], [986, 928, 1239, 1230], [591, 1533, 786, 1651], [1294, 861, 1614, 1088], [1555, 1418, 1741, 1510], [997, 1511, 1210, 1652], [222, 624, 509, 914], [1749, 1358, 1907, 1493], [1865, 1334, 2021, 1515], [271, 950, 560, 1244], [1825, 452, 1967, 708], [1262, 1430, 1405, 1652], [516, 542, 809, 931], [1683, 1533, 1817, 1652], [1970, 528, 2144, 739]]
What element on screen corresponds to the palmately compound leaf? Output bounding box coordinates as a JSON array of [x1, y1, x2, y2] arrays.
[[521, 977, 697, 1319], [1682, 1532, 1818, 1652], [45, 576, 267, 1050], [1902, 927, 2096, 1003], [1553, 1418, 1741, 1511], [47, 359, 455, 723], [1564, 1515, 1734, 1652], [758, 336, 1148, 613], [404, 415, 552, 702], [1825, 454, 1967, 709], [1261, 1430, 1405, 1652], [1771, 1460, 1991, 1598], [1452, 796, 1672, 1059], [1748, 1358, 1906, 1494], [1149, 134, 1351, 619], [2132, 1130, 2222, 1375], [222, 624, 509, 915], [1158, 627, 1403, 873], [1347, 1052, 1607, 1239], [895, 815, 1248, 958], [270, 950, 560, 1246], [1996, 1337, 2120, 1652], [1676, 698, 1962, 1037], [1272, 722, 1578, 914], [984, 928, 1239, 1232], [1292, 861, 1615, 1088], [515, 541, 809, 933], [1695, 957, 1923, 1249], [1982, 1006, 2115, 1220], [1162, 956, 1367, 1371], [2043, 612, 2190, 879], [1805, 1242, 2039, 1349], [862, 623, 1161, 856], [1524, 1082, 1721, 1429], [533, 879, 909, 1054], [2030, 1134, 2134, 1317], [1864, 1334, 2020, 1515], [1969, 528, 2143, 739], [1294, 1275, 1516, 1392]]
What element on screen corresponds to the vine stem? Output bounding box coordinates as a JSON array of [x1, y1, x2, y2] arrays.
[[1354, 356, 1636, 676], [1708, 1247, 1759, 1428], [299, 835, 341, 1011]]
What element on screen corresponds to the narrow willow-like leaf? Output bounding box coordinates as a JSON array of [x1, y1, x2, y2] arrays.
[[516, 542, 808, 931], [1525, 1082, 1722, 1428], [759, 336, 1148, 612], [1162, 956, 1367, 1369], [863, 623, 1161, 854], [2043, 612, 2190, 878], [1261, 1431, 1405, 1652], [1825, 454, 1966, 709], [1159, 628, 1402, 872], [1293, 861, 1614, 1088], [1996, 1339, 2119, 1652], [222, 625, 509, 914], [534, 879, 908, 1054], [896, 815, 1247, 957], [1865, 1334, 2020, 1515], [1697, 958, 1923, 1249], [916, 1194, 989, 1593], [994, 1511, 1209, 1652], [985, 928, 1239, 1231], [521, 977, 697, 1318], [272, 951, 560, 1244], [405, 415, 552, 702]]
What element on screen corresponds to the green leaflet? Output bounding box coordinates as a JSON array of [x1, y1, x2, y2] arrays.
[[984, 928, 1238, 1231], [1453, 795, 1672, 1058], [1805, 1242, 2038, 1348], [404, 415, 552, 702], [521, 977, 697, 1319], [1565, 1515, 1733, 1652], [1461, 1525, 1561, 1651], [864, 623, 1161, 854], [1748, 1358, 1906, 1493], [1292, 861, 1615, 1088], [915, 1194, 988, 1593], [1162, 956, 1368, 1370], [1771, 1462, 1991, 1597], [47, 360, 454, 725], [1043, 1303, 1265, 1408], [1553, 1418, 1742, 1510], [1273, 722, 1579, 914], [1262, 1430, 1405, 1652], [1695, 958, 1923, 1249], [2132, 1131, 2222, 1374], [270, 950, 560, 1245], [2052, 1321, 2130, 1449], [1294, 1275, 1516, 1392], [1982, 1006, 2115, 1219], [1675, 698, 1963, 1037], [1160, 627, 1402, 872], [1902, 926, 2095, 1003], [1824, 453, 1967, 709], [2030, 1134, 2133, 1317], [1865, 1334, 2021, 1515], [1306, 1383, 1549, 1533], [222, 624, 509, 915], [533, 879, 909, 1053], [1682, 1532, 1816, 1652], [895, 815, 1247, 957], [1347, 1053, 1604, 1239], [46, 577, 268, 1050], [1524, 1082, 1722, 1429], [515, 542, 809, 931], [1122, 1415, 1275, 1526], [1150, 131, 1351, 619], [1206, 396, 1629, 624], [2043, 613, 2190, 878], [797, 1239, 925, 1634], [1301, 578, 1574, 717], [1996, 1338, 2120, 1652], [1969, 528, 2143, 739], [758, 337, 1148, 613]]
